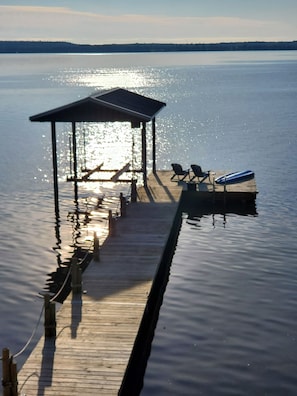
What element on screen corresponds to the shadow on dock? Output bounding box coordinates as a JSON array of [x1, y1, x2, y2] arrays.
[[38, 337, 56, 396]]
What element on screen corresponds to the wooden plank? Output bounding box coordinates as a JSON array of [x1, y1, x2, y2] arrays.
[[82, 162, 104, 180], [110, 162, 130, 182]]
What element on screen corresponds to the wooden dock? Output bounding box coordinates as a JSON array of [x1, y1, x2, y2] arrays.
[[16, 170, 257, 395], [17, 171, 183, 396]]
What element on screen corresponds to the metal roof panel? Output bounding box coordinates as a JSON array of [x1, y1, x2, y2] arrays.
[[30, 88, 166, 123]]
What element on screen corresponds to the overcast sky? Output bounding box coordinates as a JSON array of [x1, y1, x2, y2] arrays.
[[0, 0, 296, 44]]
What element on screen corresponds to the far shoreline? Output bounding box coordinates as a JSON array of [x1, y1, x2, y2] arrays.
[[0, 40, 297, 54]]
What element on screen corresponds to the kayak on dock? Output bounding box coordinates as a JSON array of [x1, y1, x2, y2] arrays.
[[215, 170, 254, 185]]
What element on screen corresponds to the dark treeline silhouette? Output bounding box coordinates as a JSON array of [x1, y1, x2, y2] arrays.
[[1, 40, 297, 53]]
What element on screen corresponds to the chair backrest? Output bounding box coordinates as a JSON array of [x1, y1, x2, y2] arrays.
[[191, 164, 203, 176], [171, 163, 183, 174]]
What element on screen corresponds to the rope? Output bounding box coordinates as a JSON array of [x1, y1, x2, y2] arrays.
[[12, 304, 44, 359], [49, 238, 93, 303], [49, 265, 72, 303]]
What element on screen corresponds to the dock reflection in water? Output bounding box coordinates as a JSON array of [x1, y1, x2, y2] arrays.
[[43, 187, 123, 304]]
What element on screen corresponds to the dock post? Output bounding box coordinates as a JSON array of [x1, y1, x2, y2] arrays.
[[71, 257, 82, 294], [212, 172, 216, 205], [120, 193, 127, 217], [44, 294, 56, 338], [108, 210, 116, 236], [223, 182, 227, 208], [131, 179, 137, 203], [93, 231, 100, 262], [2, 348, 10, 396], [10, 358, 17, 396], [2, 348, 18, 396]]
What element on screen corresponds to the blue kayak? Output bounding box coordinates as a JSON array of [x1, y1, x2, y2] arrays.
[[215, 170, 254, 185]]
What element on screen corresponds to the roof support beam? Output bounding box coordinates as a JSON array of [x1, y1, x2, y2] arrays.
[[152, 117, 156, 174], [141, 122, 147, 187], [72, 122, 78, 202], [51, 121, 59, 218]]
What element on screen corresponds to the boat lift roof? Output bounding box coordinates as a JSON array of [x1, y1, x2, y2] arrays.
[[30, 88, 166, 123]]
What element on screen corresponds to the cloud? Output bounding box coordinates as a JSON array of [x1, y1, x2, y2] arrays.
[[0, 6, 295, 43], [0, 6, 98, 41]]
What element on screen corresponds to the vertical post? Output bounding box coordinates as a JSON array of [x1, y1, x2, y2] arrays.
[[152, 117, 156, 174], [51, 121, 60, 219], [10, 360, 17, 396], [131, 179, 137, 203], [210, 172, 215, 205], [2, 348, 18, 396], [108, 210, 116, 236], [141, 122, 147, 187], [72, 122, 78, 203], [223, 179, 227, 208], [120, 193, 126, 217], [93, 231, 100, 262], [44, 294, 56, 338], [71, 257, 82, 294], [2, 348, 10, 396]]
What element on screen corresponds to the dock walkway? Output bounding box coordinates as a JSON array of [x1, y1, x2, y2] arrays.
[[17, 171, 182, 396], [17, 170, 257, 395]]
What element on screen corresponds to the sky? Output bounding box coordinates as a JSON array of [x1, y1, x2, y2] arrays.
[[0, 0, 296, 44]]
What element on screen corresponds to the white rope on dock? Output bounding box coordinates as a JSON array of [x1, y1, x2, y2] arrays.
[[13, 304, 44, 359]]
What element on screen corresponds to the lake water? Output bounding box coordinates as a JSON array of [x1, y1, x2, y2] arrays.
[[0, 51, 297, 394]]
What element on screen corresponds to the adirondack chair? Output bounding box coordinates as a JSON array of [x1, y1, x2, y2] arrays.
[[190, 164, 210, 183], [170, 163, 189, 181]]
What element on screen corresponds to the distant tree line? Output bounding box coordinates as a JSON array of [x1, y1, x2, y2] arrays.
[[0, 40, 297, 53]]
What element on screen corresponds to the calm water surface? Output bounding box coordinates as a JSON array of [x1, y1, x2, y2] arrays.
[[0, 51, 297, 394]]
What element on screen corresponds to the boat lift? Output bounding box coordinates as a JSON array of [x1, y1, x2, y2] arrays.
[[29, 88, 166, 217]]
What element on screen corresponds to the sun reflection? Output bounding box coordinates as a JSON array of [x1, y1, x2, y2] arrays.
[[63, 68, 151, 90], [50, 121, 142, 188], [76, 122, 142, 180]]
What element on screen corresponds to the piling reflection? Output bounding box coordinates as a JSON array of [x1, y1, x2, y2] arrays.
[[44, 194, 94, 304], [43, 180, 131, 304], [183, 198, 257, 218], [184, 199, 258, 228]]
